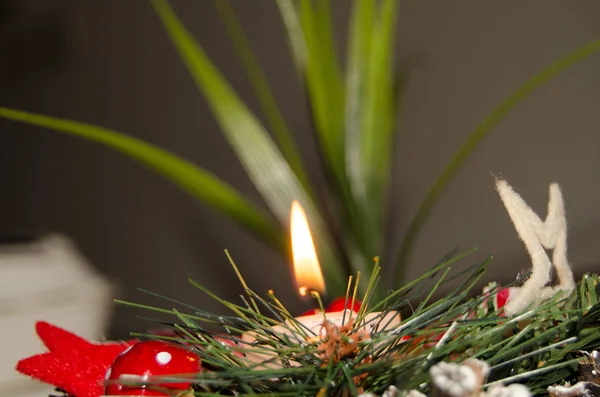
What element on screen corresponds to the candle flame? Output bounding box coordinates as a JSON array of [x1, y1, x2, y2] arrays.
[[290, 201, 325, 296]]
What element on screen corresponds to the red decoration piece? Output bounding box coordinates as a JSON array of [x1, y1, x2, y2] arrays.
[[150, 328, 244, 358], [104, 340, 201, 396], [496, 288, 511, 309], [327, 297, 362, 313], [301, 297, 362, 316], [16, 321, 136, 397], [495, 287, 519, 311]]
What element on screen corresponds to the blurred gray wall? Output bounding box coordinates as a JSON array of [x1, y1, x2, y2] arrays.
[[1, 1, 600, 338]]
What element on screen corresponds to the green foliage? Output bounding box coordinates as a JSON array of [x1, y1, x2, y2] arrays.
[[114, 253, 600, 396], [1, 1, 599, 295], [0, 107, 283, 250], [214, 1, 311, 193]]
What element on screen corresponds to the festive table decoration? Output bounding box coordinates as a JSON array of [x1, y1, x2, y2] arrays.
[[4, 1, 600, 396], [495, 180, 575, 316], [16, 179, 600, 396], [16, 322, 136, 397], [104, 340, 201, 396]]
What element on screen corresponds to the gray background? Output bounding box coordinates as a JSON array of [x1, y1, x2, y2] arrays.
[[1, 1, 599, 338]]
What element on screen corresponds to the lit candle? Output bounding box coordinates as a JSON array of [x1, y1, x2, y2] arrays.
[[290, 200, 326, 300], [240, 201, 401, 367]]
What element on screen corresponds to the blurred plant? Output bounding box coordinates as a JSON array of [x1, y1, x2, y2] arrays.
[[1, 1, 599, 296]]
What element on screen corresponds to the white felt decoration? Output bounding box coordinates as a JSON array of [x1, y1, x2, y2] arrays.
[[495, 179, 575, 316]]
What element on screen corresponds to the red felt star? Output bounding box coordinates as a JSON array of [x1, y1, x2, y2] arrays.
[[16, 321, 137, 397]]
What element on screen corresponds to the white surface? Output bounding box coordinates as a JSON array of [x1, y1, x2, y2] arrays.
[[2, 381, 53, 397], [0, 234, 114, 393]]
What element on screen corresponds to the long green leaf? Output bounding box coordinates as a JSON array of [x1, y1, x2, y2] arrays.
[[394, 38, 600, 286], [296, 1, 370, 281], [151, 0, 346, 292], [275, 0, 307, 75], [362, 0, 397, 227], [213, 0, 312, 194], [344, 0, 375, 263], [298, 0, 346, 186], [277, 1, 373, 283], [0, 107, 284, 249], [346, 0, 398, 259], [345, 0, 374, 203]]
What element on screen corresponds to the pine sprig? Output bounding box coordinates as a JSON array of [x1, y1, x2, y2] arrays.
[[112, 251, 600, 396]]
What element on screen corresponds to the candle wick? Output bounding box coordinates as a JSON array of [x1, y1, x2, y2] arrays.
[[302, 289, 327, 313]]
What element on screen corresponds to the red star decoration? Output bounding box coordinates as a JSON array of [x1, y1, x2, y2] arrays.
[[16, 321, 138, 397]]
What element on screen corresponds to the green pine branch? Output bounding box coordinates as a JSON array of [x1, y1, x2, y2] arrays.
[[113, 250, 600, 396]]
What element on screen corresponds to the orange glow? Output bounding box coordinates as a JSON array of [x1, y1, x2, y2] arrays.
[[290, 201, 325, 296]]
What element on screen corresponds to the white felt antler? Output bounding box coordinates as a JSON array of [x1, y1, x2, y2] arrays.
[[495, 179, 575, 316]]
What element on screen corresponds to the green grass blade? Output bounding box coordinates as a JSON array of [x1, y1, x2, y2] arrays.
[[214, 0, 312, 194], [0, 107, 283, 249], [394, 38, 600, 286], [344, 0, 374, 263], [275, 1, 371, 284], [299, 0, 346, 185], [151, 0, 346, 292], [345, 0, 374, 203], [297, 1, 373, 282], [275, 0, 307, 75], [362, 0, 397, 217], [346, 0, 398, 258]]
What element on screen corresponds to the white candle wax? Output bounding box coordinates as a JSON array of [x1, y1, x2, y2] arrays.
[[240, 310, 401, 368]]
